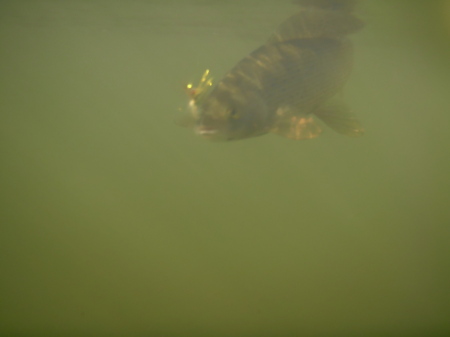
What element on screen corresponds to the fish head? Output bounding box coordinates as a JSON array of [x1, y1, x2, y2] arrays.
[[195, 88, 269, 141]]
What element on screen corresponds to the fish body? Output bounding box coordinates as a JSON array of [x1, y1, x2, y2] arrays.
[[180, 1, 364, 141]]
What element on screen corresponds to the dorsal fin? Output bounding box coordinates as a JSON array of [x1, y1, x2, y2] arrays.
[[268, 8, 364, 43], [292, 0, 358, 12]]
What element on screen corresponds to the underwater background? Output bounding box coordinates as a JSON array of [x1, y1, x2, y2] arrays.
[[1, 1, 450, 336]]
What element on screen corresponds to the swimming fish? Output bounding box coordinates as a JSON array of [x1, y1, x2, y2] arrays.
[[178, 0, 364, 141]]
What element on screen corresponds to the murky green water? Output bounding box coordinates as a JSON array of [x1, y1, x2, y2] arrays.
[[1, 1, 450, 336]]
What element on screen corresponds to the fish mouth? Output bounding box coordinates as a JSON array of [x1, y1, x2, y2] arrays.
[[195, 125, 219, 137]]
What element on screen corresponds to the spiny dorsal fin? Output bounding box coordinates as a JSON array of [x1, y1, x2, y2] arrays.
[[268, 8, 364, 43], [292, 0, 358, 12]]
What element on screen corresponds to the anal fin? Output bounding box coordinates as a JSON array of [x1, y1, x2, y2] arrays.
[[314, 102, 364, 137]]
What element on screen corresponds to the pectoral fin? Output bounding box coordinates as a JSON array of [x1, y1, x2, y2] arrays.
[[271, 107, 322, 140], [314, 103, 364, 137], [174, 111, 197, 128], [174, 101, 200, 128]]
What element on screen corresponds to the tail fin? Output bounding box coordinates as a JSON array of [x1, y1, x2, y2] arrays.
[[268, 0, 364, 43]]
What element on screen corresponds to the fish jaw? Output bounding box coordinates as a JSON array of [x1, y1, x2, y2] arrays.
[[193, 113, 231, 141], [194, 115, 240, 141], [195, 125, 222, 140]]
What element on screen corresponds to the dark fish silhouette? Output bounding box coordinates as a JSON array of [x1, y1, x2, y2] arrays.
[[179, 0, 364, 141]]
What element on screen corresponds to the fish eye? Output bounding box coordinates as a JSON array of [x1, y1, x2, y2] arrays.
[[230, 108, 240, 119]]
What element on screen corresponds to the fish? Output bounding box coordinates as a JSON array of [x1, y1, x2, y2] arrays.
[[178, 0, 365, 141]]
